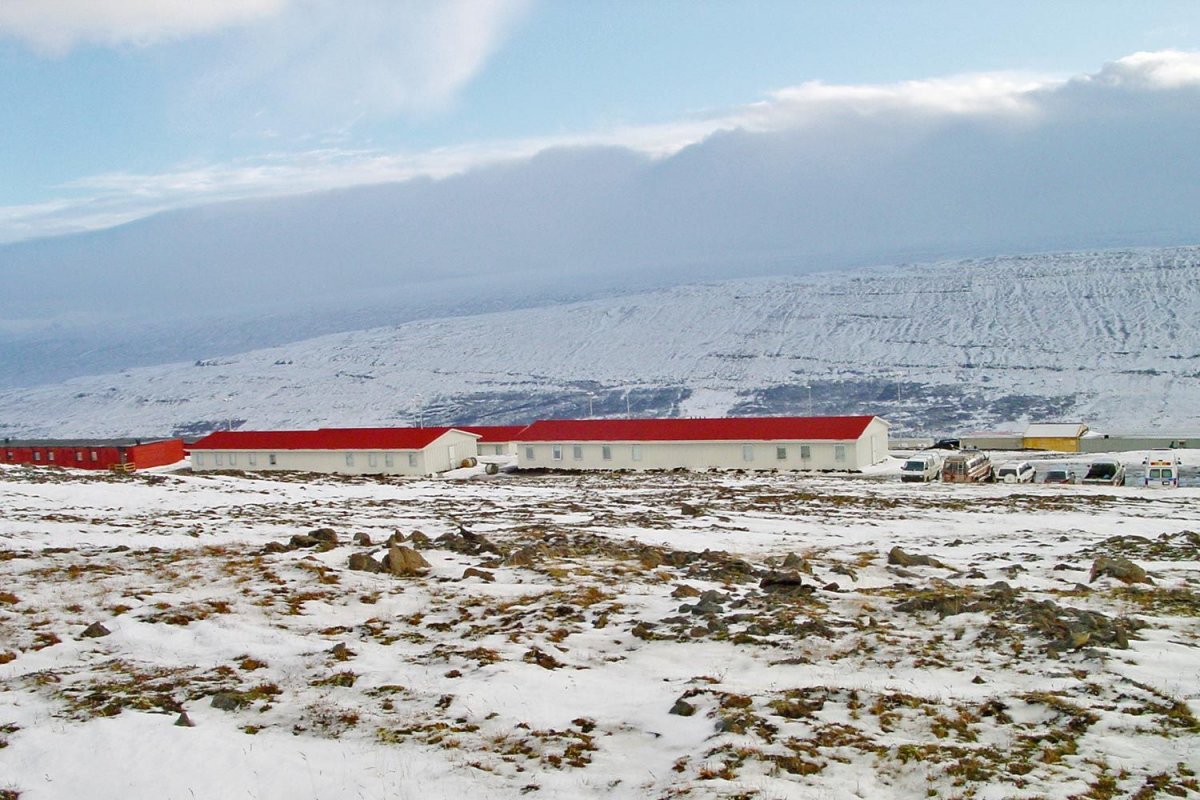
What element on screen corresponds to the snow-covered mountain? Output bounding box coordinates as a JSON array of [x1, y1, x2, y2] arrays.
[[1, 247, 1198, 439]]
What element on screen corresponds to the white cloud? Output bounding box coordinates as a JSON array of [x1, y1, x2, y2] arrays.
[[1082, 49, 1200, 89], [5, 49, 1200, 245], [0, 0, 288, 53], [192, 0, 534, 124]]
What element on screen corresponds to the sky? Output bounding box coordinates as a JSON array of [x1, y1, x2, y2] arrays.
[[2, 0, 1200, 243]]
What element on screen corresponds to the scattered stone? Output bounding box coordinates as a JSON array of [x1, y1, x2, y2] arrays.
[[348, 553, 383, 573], [759, 570, 809, 594], [289, 534, 318, 549], [383, 543, 431, 576], [971, 675, 986, 685], [671, 584, 702, 599], [462, 567, 496, 582], [505, 546, 541, 568], [830, 563, 858, 580], [352, 532, 372, 546], [81, 621, 111, 638], [523, 647, 564, 670], [211, 693, 245, 711], [888, 547, 950, 569], [329, 642, 354, 660], [262, 542, 289, 554], [680, 502, 705, 517], [822, 582, 840, 592], [964, 569, 987, 580], [1089, 556, 1151, 585], [408, 530, 432, 548], [309, 528, 338, 545], [175, 711, 195, 727], [669, 698, 697, 717], [639, 549, 664, 570], [689, 626, 708, 638]]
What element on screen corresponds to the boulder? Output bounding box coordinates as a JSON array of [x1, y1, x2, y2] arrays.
[[1089, 556, 1151, 585], [348, 553, 382, 573], [81, 621, 111, 638], [888, 547, 950, 569], [309, 528, 338, 545], [462, 567, 496, 582], [289, 534, 319, 549], [671, 584, 702, 599], [383, 543, 431, 576], [669, 698, 697, 717], [352, 532, 372, 546]]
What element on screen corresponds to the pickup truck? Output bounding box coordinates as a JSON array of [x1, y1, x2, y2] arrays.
[[1082, 459, 1126, 486]]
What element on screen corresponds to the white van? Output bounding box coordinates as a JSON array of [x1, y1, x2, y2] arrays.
[[995, 461, 1036, 483], [900, 451, 943, 482], [1143, 450, 1181, 488]]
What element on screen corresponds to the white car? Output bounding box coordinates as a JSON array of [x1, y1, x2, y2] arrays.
[[995, 461, 1035, 483]]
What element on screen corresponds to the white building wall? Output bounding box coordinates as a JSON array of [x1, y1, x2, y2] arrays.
[[191, 431, 480, 477], [518, 439, 861, 472]]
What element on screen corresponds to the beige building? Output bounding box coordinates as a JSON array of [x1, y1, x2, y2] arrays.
[[514, 415, 889, 472], [188, 427, 481, 477]]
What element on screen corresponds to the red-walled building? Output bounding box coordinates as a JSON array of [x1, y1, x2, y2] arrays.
[[0, 438, 185, 472]]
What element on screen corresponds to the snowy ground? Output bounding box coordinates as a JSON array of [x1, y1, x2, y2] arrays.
[[1, 462, 1198, 799]]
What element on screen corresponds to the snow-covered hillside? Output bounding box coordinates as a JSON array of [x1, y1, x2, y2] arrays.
[[1, 247, 1198, 438]]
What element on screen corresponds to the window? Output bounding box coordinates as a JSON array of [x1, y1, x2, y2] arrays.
[[229, 453, 237, 466], [269, 454, 277, 466], [800, 445, 812, 460], [835, 445, 846, 463], [524, 446, 535, 461], [742, 445, 754, 462], [602, 445, 612, 461], [573, 445, 583, 461], [90, 450, 98, 462], [385, 453, 395, 467], [248, 453, 257, 466], [76, 451, 83, 461], [369, 453, 379, 467], [408, 453, 418, 467], [47, 451, 55, 461], [345, 453, 355, 467], [494, 445, 504, 455], [776, 446, 787, 460], [5, 451, 12, 460], [552, 445, 563, 461], [194, 453, 204, 467], [33, 451, 41, 461], [631, 445, 642, 461], [214, 453, 224, 466]]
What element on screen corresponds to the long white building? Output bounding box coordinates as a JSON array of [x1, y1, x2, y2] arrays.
[[514, 415, 889, 472], [188, 427, 481, 477]]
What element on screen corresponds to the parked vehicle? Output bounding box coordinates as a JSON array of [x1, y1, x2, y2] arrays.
[[995, 461, 1036, 484], [941, 449, 992, 483], [1143, 450, 1181, 488], [900, 451, 943, 482], [1043, 467, 1077, 485], [1082, 459, 1126, 486]]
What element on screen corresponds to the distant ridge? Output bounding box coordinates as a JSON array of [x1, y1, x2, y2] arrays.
[[0, 247, 1197, 439]]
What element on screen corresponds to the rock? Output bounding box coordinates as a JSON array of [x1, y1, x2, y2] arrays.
[[408, 530, 432, 548], [671, 584, 702, 599], [309, 528, 338, 545], [964, 569, 987, 580], [329, 642, 354, 660], [175, 711, 195, 727], [639, 550, 664, 570], [689, 626, 708, 638], [289, 534, 319, 549], [262, 541, 289, 554], [462, 567, 495, 582], [348, 553, 382, 573], [352, 532, 372, 546], [830, 563, 858, 580], [211, 692, 245, 711], [1089, 556, 1151, 585], [971, 675, 986, 685], [81, 621, 111, 638], [383, 543, 431, 576], [523, 647, 563, 670], [888, 547, 949, 569], [505, 546, 541, 568], [680, 502, 705, 517], [759, 570, 807, 592], [669, 698, 697, 717], [822, 582, 840, 592]]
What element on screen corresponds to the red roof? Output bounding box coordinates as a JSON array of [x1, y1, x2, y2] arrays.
[[514, 416, 880, 443], [457, 425, 529, 442], [190, 427, 475, 451]]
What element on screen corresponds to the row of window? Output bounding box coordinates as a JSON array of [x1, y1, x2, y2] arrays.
[[4, 450, 101, 462], [525, 444, 846, 462], [194, 452, 419, 468]]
